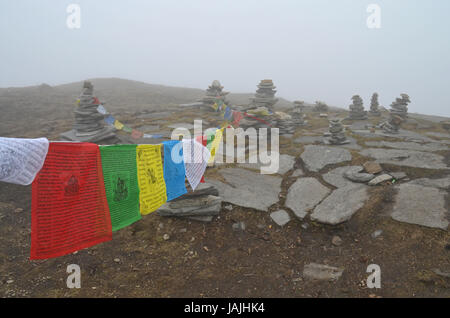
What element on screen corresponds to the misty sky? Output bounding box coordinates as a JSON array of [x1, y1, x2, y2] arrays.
[[1, 0, 449, 116]]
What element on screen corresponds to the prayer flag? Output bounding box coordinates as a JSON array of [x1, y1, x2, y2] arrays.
[[105, 115, 115, 126], [208, 128, 223, 164], [100, 145, 141, 231], [0, 137, 49, 186], [31, 142, 112, 260], [131, 129, 144, 139], [114, 120, 124, 130], [136, 145, 167, 215], [182, 139, 210, 191], [123, 126, 133, 133], [162, 140, 187, 201], [97, 104, 107, 115]]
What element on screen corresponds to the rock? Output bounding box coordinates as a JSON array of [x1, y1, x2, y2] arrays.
[[286, 177, 331, 219], [409, 177, 450, 190], [232, 222, 246, 231], [14, 208, 23, 213], [310, 185, 369, 225], [322, 166, 362, 188], [364, 140, 447, 152], [391, 183, 448, 230], [172, 183, 219, 200], [238, 153, 295, 175], [167, 123, 194, 130], [303, 263, 344, 281], [163, 234, 170, 241], [332, 236, 342, 246], [114, 258, 120, 263], [300, 145, 352, 172], [208, 168, 282, 211], [224, 205, 233, 211], [391, 172, 407, 180], [157, 195, 222, 217], [270, 210, 291, 226], [294, 135, 323, 144], [344, 168, 374, 183], [432, 269, 450, 278], [363, 162, 383, 174], [360, 148, 448, 170], [371, 230, 383, 238], [368, 174, 392, 186]]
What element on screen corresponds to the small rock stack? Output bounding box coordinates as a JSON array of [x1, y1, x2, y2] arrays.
[[60, 81, 116, 143], [382, 114, 404, 134], [291, 101, 306, 126], [73, 81, 106, 136], [198, 80, 230, 110], [327, 119, 349, 145], [390, 93, 410, 118], [369, 93, 381, 116], [249, 79, 278, 112], [157, 183, 222, 222], [348, 95, 367, 120], [313, 101, 328, 112]]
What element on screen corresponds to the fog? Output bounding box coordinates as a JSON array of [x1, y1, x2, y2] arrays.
[[1, 0, 449, 116]]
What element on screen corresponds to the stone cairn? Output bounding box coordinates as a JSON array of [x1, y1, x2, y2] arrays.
[[390, 93, 410, 119], [198, 80, 230, 110], [326, 119, 349, 145], [348, 95, 367, 120], [313, 101, 328, 112], [369, 92, 381, 116], [381, 94, 410, 133], [249, 79, 278, 113], [291, 101, 306, 126], [60, 81, 116, 143]]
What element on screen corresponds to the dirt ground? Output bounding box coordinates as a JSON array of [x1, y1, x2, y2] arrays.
[[0, 95, 449, 298]]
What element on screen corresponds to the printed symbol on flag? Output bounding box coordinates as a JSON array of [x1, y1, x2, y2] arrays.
[[64, 175, 79, 196], [112, 173, 129, 202], [146, 168, 156, 184]]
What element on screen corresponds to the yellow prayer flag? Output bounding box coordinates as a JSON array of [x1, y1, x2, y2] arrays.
[[114, 120, 124, 130], [212, 102, 218, 111], [136, 145, 167, 215], [208, 128, 223, 164]]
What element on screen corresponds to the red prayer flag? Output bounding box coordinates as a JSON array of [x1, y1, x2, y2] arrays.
[[131, 129, 144, 139], [31, 142, 112, 260]]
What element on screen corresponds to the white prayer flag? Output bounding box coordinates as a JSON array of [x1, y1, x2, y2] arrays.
[[182, 139, 210, 191], [0, 137, 49, 185]]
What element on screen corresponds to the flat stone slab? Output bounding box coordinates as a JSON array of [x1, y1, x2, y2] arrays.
[[270, 210, 291, 226], [310, 185, 369, 225], [322, 166, 363, 188], [368, 174, 392, 186], [286, 177, 331, 219], [157, 195, 222, 217], [409, 177, 450, 190], [208, 168, 282, 211], [352, 129, 437, 143], [294, 135, 323, 144], [238, 153, 295, 175], [425, 132, 450, 139], [360, 148, 448, 170], [300, 145, 352, 172], [364, 140, 447, 152], [391, 183, 448, 230], [303, 263, 344, 281]]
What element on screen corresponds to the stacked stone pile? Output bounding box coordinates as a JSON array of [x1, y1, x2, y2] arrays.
[[326, 119, 349, 145], [249, 79, 278, 112], [198, 80, 230, 109], [349, 95, 367, 120], [369, 92, 381, 116], [390, 93, 410, 118], [291, 101, 306, 126], [60, 81, 116, 143]]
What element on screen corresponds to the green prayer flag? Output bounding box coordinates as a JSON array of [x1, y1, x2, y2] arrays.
[[100, 144, 141, 231]]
